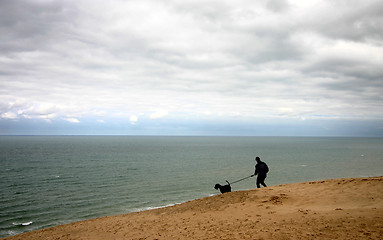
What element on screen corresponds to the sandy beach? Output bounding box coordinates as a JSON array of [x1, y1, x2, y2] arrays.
[[3, 176, 383, 240]]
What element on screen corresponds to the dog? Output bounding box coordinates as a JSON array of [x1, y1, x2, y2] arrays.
[[214, 180, 231, 194]]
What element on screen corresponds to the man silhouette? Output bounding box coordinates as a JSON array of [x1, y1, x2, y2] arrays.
[[251, 156, 269, 188]]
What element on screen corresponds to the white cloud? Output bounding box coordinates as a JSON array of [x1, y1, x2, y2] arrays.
[[1, 112, 18, 120], [64, 118, 80, 123], [150, 110, 169, 119], [93, 110, 107, 117], [130, 115, 138, 124]]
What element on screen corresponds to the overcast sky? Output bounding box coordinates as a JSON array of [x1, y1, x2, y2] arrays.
[[1, 0, 383, 136]]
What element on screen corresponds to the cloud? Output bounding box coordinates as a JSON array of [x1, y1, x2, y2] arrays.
[[265, 0, 291, 13], [64, 118, 80, 123], [130, 115, 138, 124], [150, 110, 169, 119], [313, 1, 383, 42], [1, 112, 18, 120], [0, 0, 382, 135]]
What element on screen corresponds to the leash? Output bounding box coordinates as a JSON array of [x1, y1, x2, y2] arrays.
[[228, 175, 253, 184]]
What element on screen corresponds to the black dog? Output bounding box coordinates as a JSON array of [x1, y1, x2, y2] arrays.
[[214, 180, 231, 194]]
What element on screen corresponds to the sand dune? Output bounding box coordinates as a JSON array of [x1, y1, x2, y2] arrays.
[[4, 176, 383, 240]]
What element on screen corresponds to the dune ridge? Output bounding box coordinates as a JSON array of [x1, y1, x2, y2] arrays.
[[3, 176, 383, 240]]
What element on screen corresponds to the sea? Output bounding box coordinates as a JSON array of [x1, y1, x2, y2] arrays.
[[1, 136, 382, 238]]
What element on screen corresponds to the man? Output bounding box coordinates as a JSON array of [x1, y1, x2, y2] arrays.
[[251, 156, 269, 188]]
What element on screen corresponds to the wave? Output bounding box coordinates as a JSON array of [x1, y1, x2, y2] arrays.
[[12, 221, 33, 227], [129, 202, 183, 213]]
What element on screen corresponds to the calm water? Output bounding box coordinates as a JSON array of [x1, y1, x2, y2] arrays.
[[1, 136, 382, 237]]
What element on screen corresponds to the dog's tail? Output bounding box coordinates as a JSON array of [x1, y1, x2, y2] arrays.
[[226, 180, 230, 185]]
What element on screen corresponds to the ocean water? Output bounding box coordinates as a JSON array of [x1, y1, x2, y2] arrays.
[[1, 136, 382, 237]]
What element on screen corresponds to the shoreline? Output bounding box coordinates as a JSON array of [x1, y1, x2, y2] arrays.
[[3, 176, 383, 240]]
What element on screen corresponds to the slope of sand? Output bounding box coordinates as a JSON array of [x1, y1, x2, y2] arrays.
[[4, 176, 383, 240]]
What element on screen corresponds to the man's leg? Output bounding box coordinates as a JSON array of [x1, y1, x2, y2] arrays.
[[257, 174, 267, 188], [261, 181, 267, 187]]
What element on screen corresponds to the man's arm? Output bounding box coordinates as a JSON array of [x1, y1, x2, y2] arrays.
[[252, 164, 259, 176]]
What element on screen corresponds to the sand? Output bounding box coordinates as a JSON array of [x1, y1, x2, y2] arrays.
[[3, 176, 383, 240]]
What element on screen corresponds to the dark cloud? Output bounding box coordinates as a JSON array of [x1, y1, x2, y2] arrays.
[[318, 1, 383, 42], [265, 0, 291, 13], [0, 0, 78, 53]]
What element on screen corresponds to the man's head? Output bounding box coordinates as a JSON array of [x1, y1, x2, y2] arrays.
[[255, 156, 261, 163]]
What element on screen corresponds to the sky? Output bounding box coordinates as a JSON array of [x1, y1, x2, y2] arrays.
[[1, 0, 383, 136]]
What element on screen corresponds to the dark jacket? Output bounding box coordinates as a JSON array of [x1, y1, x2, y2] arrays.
[[254, 161, 269, 175]]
